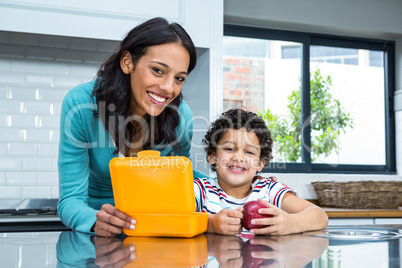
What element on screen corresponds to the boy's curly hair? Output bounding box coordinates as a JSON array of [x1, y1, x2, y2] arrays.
[[202, 107, 273, 172]]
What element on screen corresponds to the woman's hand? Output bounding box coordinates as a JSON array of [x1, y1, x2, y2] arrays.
[[93, 236, 135, 267], [93, 204, 136, 237], [248, 199, 297, 235], [208, 208, 243, 235]]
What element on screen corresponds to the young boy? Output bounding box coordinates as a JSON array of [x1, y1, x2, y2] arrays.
[[194, 108, 328, 235]]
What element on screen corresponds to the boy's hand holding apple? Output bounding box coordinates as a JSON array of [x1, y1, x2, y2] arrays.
[[242, 199, 297, 235], [242, 200, 273, 231]]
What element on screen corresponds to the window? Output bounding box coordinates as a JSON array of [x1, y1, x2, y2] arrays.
[[224, 25, 395, 173]]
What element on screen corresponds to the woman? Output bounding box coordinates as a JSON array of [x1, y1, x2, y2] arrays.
[[58, 17, 203, 237]]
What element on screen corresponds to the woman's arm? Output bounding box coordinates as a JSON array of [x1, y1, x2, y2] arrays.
[[58, 84, 135, 235], [58, 87, 98, 233]]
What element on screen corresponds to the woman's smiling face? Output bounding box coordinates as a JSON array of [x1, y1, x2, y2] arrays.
[[121, 42, 190, 117], [208, 128, 266, 198]]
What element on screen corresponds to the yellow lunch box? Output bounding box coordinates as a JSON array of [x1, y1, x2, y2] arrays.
[[109, 150, 208, 237]]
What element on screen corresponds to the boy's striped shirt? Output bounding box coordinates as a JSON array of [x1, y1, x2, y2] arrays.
[[194, 177, 295, 213]]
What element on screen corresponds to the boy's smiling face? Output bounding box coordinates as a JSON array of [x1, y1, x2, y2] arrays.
[[208, 127, 266, 199]]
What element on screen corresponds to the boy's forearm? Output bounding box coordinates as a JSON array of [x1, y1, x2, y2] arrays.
[[292, 206, 328, 233], [206, 214, 217, 233]]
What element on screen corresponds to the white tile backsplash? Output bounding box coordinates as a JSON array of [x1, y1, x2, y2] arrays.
[[52, 158, 58, 172], [7, 143, 37, 156], [10, 58, 40, 72], [0, 186, 21, 198], [0, 114, 6, 128], [0, 172, 5, 184], [51, 186, 59, 198], [8, 114, 37, 128], [54, 75, 83, 88], [0, 31, 109, 197], [6, 171, 36, 185], [0, 31, 114, 198], [0, 143, 6, 155], [22, 157, 53, 171], [69, 62, 98, 76], [0, 157, 22, 171], [23, 129, 52, 143], [22, 186, 51, 198], [22, 101, 53, 115], [0, 100, 21, 113], [37, 116, 59, 129], [7, 86, 37, 101], [37, 172, 58, 185], [39, 60, 70, 75], [35, 88, 67, 102], [25, 73, 54, 87], [0, 86, 7, 99], [51, 130, 60, 143], [0, 71, 24, 85], [37, 144, 58, 157], [0, 129, 24, 142]]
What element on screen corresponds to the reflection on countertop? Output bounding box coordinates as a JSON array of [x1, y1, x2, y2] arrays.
[[0, 225, 401, 267], [58, 231, 329, 267]]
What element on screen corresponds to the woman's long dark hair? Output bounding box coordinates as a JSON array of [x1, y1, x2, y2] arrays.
[[92, 17, 197, 155]]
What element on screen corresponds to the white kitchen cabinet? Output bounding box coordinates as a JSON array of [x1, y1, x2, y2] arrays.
[[0, 0, 220, 48]]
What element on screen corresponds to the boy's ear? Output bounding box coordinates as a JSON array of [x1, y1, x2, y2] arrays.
[[207, 152, 216, 165], [120, 50, 133, 74], [257, 160, 267, 173]]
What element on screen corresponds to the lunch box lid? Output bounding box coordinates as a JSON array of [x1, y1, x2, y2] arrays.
[[109, 150, 196, 214]]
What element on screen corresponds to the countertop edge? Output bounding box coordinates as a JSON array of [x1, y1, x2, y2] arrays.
[[323, 208, 402, 218], [305, 200, 402, 218]]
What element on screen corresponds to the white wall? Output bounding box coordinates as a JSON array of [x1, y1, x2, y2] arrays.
[[224, 0, 402, 198]]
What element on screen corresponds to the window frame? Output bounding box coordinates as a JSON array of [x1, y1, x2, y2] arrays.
[[224, 24, 396, 174]]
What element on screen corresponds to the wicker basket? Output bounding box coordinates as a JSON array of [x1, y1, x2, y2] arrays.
[[311, 181, 402, 209]]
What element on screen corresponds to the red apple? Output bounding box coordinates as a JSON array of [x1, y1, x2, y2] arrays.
[[242, 200, 272, 230], [242, 240, 274, 268]]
